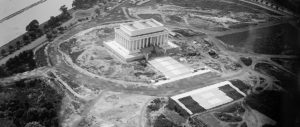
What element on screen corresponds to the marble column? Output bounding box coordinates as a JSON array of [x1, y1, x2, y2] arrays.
[[127, 39, 129, 49], [130, 41, 134, 51], [128, 39, 130, 49], [140, 39, 142, 49], [146, 38, 148, 47], [128, 40, 131, 50], [134, 40, 136, 50], [156, 35, 159, 46], [138, 39, 140, 49], [158, 35, 160, 45], [133, 40, 135, 50], [146, 38, 149, 47], [161, 35, 164, 46], [155, 36, 158, 46], [129, 40, 132, 51], [135, 40, 138, 50], [125, 39, 127, 49], [157, 35, 161, 46], [166, 34, 168, 44], [137, 40, 139, 49]]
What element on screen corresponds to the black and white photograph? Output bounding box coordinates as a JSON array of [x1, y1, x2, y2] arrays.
[[0, 0, 299, 127]]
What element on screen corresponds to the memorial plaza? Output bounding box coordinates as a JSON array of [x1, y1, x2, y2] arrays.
[[104, 18, 170, 62], [105, 19, 210, 81], [170, 81, 246, 115]]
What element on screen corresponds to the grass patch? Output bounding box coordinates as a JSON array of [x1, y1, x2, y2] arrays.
[[214, 112, 243, 122], [167, 15, 183, 23], [173, 29, 205, 37], [138, 14, 163, 22], [245, 90, 294, 124], [217, 23, 299, 55], [270, 58, 299, 74], [254, 63, 296, 90], [230, 79, 251, 94], [154, 114, 180, 127], [165, 0, 281, 16], [75, 11, 92, 18], [70, 50, 85, 63], [35, 44, 48, 67], [240, 57, 252, 66]]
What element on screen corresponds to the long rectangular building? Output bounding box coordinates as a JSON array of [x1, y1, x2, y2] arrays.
[[104, 19, 169, 62], [114, 18, 168, 54], [168, 81, 246, 116]]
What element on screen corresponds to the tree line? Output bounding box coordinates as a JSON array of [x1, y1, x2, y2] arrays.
[[0, 50, 36, 78], [0, 78, 63, 127], [72, 0, 106, 9]]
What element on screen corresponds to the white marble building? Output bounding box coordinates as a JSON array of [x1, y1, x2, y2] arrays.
[[105, 19, 170, 62], [115, 19, 168, 54]]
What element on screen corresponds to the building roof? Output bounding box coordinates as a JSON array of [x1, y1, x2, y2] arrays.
[[171, 81, 246, 115], [119, 19, 165, 36]]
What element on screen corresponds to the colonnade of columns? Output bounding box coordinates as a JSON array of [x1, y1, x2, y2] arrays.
[[115, 31, 168, 52]]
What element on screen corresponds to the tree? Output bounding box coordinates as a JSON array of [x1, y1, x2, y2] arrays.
[[60, 5, 70, 17], [16, 41, 21, 49], [47, 16, 59, 29], [1, 49, 6, 56], [46, 32, 53, 41], [23, 34, 30, 45], [8, 45, 14, 53], [25, 122, 45, 127], [60, 5, 68, 14], [95, 8, 101, 16], [72, 0, 85, 8], [29, 32, 37, 40], [156, 0, 163, 3], [26, 20, 40, 32], [72, 0, 102, 9]]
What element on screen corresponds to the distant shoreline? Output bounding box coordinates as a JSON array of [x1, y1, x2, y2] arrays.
[[0, 2, 75, 61], [0, 0, 47, 23]]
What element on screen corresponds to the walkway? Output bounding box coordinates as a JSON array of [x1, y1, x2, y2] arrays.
[[148, 56, 212, 86], [239, 0, 291, 16], [0, 35, 47, 65], [149, 56, 193, 79]]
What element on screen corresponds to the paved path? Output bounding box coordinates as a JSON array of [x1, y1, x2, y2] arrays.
[[0, 35, 47, 65], [239, 0, 291, 16], [51, 70, 89, 101], [0, 67, 51, 85]]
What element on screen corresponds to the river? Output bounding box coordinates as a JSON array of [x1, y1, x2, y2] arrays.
[[0, 0, 74, 47]]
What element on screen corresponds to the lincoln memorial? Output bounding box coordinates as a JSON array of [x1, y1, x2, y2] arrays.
[[104, 19, 171, 62]]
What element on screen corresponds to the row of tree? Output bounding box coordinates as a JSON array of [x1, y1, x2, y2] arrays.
[[0, 50, 36, 78], [72, 0, 106, 9]]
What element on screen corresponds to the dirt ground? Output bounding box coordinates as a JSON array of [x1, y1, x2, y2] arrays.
[[34, 0, 298, 127], [80, 91, 153, 127]]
